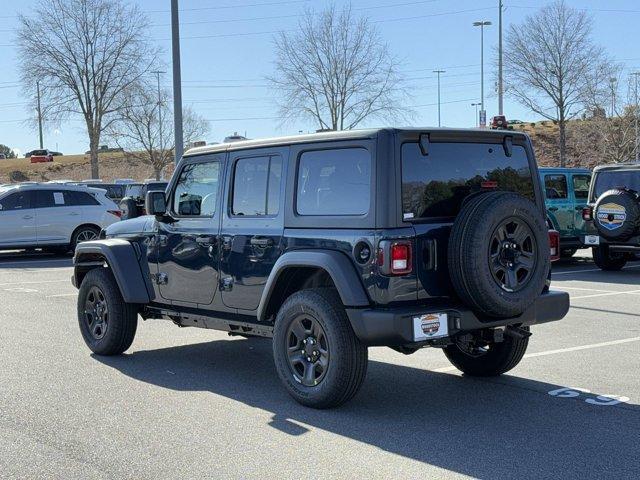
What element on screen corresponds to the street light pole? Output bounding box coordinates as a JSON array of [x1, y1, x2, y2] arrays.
[[433, 69, 445, 127], [152, 70, 166, 176], [171, 0, 183, 164], [473, 20, 492, 127], [471, 102, 481, 127], [633, 72, 640, 162], [36, 80, 44, 149], [498, 0, 504, 115]]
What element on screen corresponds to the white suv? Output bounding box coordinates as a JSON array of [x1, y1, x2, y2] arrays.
[[0, 183, 121, 253]]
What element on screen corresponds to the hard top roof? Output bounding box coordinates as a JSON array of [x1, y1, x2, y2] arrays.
[[183, 127, 529, 157], [593, 162, 640, 172]]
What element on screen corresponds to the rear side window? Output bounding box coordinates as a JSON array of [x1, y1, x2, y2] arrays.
[[544, 174, 568, 199], [172, 162, 220, 216], [0, 191, 32, 210], [67, 191, 100, 206], [232, 156, 282, 216], [572, 174, 590, 199], [593, 170, 640, 199], [34, 190, 68, 208], [296, 148, 371, 216], [401, 142, 534, 220]]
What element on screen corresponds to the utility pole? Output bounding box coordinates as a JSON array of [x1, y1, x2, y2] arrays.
[[433, 69, 445, 127], [171, 0, 184, 164], [152, 70, 166, 163], [633, 72, 640, 162], [498, 0, 504, 115], [473, 21, 492, 127], [36, 80, 43, 149]]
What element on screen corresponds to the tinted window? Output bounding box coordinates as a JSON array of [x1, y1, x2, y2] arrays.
[[66, 191, 100, 206], [172, 162, 220, 216], [297, 148, 370, 216], [232, 156, 282, 216], [0, 191, 32, 210], [572, 174, 590, 199], [544, 174, 568, 199], [593, 170, 640, 199], [32, 150, 48, 156], [35, 190, 69, 208], [402, 143, 534, 219]]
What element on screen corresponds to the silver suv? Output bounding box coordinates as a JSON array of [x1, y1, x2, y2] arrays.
[[0, 183, 121, 253]]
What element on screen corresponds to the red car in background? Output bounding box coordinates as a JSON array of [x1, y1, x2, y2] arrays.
[[30, 149, 54, 163]]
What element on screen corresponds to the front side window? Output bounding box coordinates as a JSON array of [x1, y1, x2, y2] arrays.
[[296, 148, 371, 216], [572, 174, 591, 200], [401, 142, 534, 219], [544, 174, 568, 199], [232, 156, 282, 216], [0, 191, 32, 210], [172, 162, 220, 216]]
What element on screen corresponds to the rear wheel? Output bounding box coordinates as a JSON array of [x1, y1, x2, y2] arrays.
[[77, 268, 138, 355], [592, 245, 627, 271], [273, 288, 368, 408], [70, 225, 100, 252], [444, 327, 530, 376]]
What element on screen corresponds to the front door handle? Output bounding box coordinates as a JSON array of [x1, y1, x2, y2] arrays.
[[250, 237, 273, 247], [22, 214, 33, 220], [69, 212, 80, 216]]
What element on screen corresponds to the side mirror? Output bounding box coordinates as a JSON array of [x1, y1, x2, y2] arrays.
[[145, 190, 167, 217]]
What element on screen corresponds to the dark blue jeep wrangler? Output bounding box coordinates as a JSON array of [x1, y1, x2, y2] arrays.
[[72, 128, 569, 408]]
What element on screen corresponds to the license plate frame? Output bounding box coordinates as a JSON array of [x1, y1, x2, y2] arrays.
[[413, 313, 449, 341], [584, 235, 600, 246]]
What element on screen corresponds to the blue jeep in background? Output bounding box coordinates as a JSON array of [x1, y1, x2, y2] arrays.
[[539, 167, 592, 257]]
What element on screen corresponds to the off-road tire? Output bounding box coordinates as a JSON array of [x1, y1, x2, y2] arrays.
[[592, 245, 627, 271], [70, 225, 100, 252], [273, 288, 368, 409], [444, 327, 530, 376], [448, 191, 550, 318], [77, 268, 138, 355]]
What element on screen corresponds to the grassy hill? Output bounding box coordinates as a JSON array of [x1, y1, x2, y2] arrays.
[[0, 152, 163, 183]]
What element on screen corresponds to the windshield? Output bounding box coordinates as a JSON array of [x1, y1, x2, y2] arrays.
[[593, 170, 640, 200], [401, 142, 535, 220], [32, 150, 48, 156]]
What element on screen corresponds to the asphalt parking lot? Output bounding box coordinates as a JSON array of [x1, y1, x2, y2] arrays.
[[0, 250, 638, 479]]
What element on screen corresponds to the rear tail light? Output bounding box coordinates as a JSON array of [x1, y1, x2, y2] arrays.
[[548, 230, 560, 262], [389, 241, 412, 275], [582, 206, 593, 221], [107, 209, 122, 218]]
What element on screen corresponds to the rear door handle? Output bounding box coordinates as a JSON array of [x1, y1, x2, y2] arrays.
[[250, 237, 273, 247], [69, 212, 80, 216], [22, 214, 33, 219], [548, 207, 559, 212]]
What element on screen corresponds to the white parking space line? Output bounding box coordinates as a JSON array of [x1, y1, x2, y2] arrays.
[[0, 259, 72, 267], [553, 264, 640, 275], [553, 286, 615, 293], [46, 293, 77, 298], [432, 336, 640, 373], [570, 289, 640, 300]]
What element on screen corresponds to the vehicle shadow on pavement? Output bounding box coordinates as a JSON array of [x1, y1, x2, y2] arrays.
[[552, 263, 640, 287], [94, 337, 640, 479]]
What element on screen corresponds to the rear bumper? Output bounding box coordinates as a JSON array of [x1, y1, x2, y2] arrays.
[[583, 235, 640, 251], [346, 290, 570, 346]]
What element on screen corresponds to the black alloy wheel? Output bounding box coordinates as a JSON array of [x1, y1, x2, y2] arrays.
[[489, 217, 536, 293], [84, 285, 109, 340], [284, 313, 330, 387]]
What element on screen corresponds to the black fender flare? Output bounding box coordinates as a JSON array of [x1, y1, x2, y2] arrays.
[[257, 249, 370, 321], [72, 239, 152, 304]]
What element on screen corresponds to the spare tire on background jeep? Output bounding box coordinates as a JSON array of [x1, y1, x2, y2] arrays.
[[448, 191, 550, 318], [593, 188, 640, 241]]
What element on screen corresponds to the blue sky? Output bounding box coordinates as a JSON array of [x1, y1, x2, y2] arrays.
[[1, 0, 640, 156]]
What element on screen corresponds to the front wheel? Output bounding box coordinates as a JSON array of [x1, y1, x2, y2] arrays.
[[77, 268, 138, 355], [443, 327, 530, 376], [592, 246, 626, 271], [273, 288, 368, 409]]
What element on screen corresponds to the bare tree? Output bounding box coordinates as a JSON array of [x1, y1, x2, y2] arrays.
[[107, 82, 210, 180], [17, 0, 158, 178], [504, 0, 609, 166], [269, 4, 411, 131]]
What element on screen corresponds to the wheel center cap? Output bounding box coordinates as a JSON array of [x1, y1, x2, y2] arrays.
[[303, 337, 318, 359]]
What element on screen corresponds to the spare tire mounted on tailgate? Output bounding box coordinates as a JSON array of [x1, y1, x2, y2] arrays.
[[593, 188, 640, 241], [448, 191, 550, 318]]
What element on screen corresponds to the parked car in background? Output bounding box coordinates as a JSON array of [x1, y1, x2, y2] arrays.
[[582, 163, 640, 270], [0, 183, 121, 253], [119, 180, 168, 219], [87, 183, 126, 203], [0, 153, 6, 159], [30, 149, 54, 163], [539, 167, 592, 257]]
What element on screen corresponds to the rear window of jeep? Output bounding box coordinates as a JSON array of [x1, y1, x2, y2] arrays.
[[401, 142, 534, 220], [593, 170, 640, 200]]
